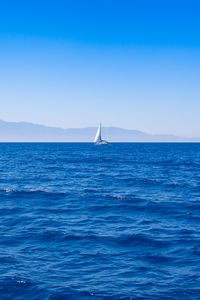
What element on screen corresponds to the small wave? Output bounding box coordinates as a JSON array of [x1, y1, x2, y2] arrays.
[[0, 187, 69, 198], [5, 187, 14, 193], [117, 233, 171, 248], [143, 254, 176, 265], [0, 276, 47, 299], [103, 194, 129, 200]]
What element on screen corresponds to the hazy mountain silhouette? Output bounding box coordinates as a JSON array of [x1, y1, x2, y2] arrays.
[[0, 120, 199, 142]]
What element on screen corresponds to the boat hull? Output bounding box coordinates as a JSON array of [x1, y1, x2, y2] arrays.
[[95, 140, 109, 145]]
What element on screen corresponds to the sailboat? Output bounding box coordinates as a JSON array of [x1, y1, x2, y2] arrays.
[[94, 123, 108, 145]]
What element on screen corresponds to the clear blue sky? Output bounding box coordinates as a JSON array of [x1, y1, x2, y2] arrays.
[[0, 0, 200, 136]]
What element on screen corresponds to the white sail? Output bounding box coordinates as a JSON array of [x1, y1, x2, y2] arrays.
[[94, 123, 102, 143], [94, 123, 108, 144]]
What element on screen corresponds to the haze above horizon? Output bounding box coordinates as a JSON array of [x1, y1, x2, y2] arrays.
[[0, 0, 200, 137]]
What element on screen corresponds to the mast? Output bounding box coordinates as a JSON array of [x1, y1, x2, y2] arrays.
[[99, 122, 102, 141]]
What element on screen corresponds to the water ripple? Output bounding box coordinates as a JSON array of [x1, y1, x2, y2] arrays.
[[0, 143, 199, 299]]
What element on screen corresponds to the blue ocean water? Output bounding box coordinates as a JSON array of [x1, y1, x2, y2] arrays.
[[0, 143, 199, 300]]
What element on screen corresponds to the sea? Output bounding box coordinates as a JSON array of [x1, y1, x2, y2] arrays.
[[0, 143, 199, 300]]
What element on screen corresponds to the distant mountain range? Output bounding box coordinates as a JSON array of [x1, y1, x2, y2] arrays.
[[0, 119, 199, 142]]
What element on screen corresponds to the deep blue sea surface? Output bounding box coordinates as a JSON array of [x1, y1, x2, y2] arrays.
[[0, 143, 200, 300]]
